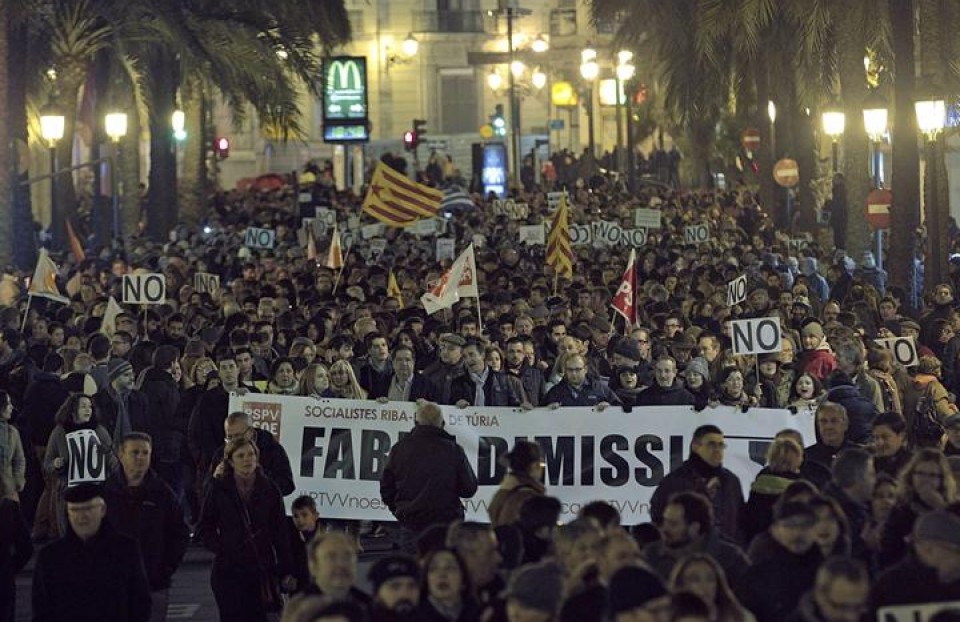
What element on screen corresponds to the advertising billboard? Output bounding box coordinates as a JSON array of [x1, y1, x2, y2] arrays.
[[322, 56, 369, 142]]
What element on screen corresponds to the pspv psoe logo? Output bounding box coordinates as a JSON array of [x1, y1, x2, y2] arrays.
[[244, 402, 282, 443]]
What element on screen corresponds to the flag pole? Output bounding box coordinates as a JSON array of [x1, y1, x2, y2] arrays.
[[20, 295, 32, 333], [475, 297, 483, 334], [331, 239, 354, 296]]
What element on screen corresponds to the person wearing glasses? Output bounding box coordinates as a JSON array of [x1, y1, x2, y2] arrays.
[[542, 354, 620, 410], [650, 425, 744, 545]]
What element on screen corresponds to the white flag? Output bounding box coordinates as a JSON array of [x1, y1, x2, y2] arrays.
[[421, 243, 477, 315], [100, 296, 124, 336]]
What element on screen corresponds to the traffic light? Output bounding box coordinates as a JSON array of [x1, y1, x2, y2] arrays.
[[413, 119, 427, 142], [213, 137, 230, 159], [491, 104, 506, 137], [403, 130, 417, 151]]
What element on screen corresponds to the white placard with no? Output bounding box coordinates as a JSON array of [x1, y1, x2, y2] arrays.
[[244, 227, 276, 249], [570, 224, 593, 246], [684, 225, 710, 245], [730, 317, 782, 355], [362, 223, 386, 239], [66, 429, 108, 487], [874, 336, 919, 367], [315, 207, 336, 228], [122, 274, 166, 305], [877, 601, 960, 622], [436, 238, 456, 262], [727, 275, 747, 306], [194, 272, 220, 295]]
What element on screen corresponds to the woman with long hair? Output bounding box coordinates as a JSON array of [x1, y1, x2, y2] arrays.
[[487, 440, 545, 528], [197, 437, 293, 621], [288, 338, 318, 366], [417, 548, 480, 622], [743, 437, 804, 541], [267, 357, 299, 395], [862, 473, 898, 556], [669, 553, 755, 622], [328, 360, 367, 400], [788, 372, 824, 413], [43, 393, 115, 536], [879, 448, 957, 567], [299, 363, 334, 398], [714, 367, 756, 409], [809, 495, 851, 557]]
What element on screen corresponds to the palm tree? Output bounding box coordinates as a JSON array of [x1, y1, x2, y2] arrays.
[[0, 3, 11, 268]]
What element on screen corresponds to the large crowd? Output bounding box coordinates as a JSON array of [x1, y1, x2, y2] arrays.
[[3, 154, 960, 622]]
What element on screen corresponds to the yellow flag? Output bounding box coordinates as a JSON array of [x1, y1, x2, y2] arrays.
[[387, 270, 404, 308], [546, 193, 574, 279]]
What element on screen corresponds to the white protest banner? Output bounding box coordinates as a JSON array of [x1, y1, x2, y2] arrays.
[[877, 602, 960, 622], [593, 220, 622, 248], [410, 219, 439, 237], [194, 272, 220, 295], [684, 225, 710, 245], [436, 238, 456, 262], [362, 223, 386, 240], [729, 317, 782, 355], [620, 228, 647, 247], [875, 336, 919, 367], [634, 208, 661, 229], [570, 224, 593, 246], [244, 227, 276, 249], [66, 429, 109, 487], [727, 275, 747, 306], [315, 207, 336, 228], [122, 274, 166, 305], [228, 394, 814, 523], [518, 225, 546, 246]]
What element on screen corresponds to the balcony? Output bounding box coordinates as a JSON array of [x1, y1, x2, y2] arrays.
[[413, 10, 491, 34]]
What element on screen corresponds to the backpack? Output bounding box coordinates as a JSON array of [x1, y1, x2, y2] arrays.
[[912, 382, 945, 447]]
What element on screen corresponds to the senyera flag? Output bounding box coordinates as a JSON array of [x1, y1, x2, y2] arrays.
[[611, 248, 637, 326], [546, 193, 573, 280], [362, 162, 443, 227]]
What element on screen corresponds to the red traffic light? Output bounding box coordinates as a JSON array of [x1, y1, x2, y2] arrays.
[[214, 137, 230, 158], [403, 130, 418, 151]]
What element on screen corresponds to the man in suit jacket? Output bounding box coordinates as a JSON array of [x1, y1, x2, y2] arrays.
[[372, 346, 436, 403]]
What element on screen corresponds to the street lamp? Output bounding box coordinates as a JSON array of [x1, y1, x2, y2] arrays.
[[531, 68, 547, 90], [615, 50, 635, 180], [172, 110, 186, 141], [487, 70, 503, 92], [863, 94, 888, 187], [768, 100, 777, 161], [916, 92, 947, 291], [580, 47, 599, 158], [104, 112, 127, 143], [510, 60, 525, 78], [401, 33, 419, 58], [531, 34, 549, 54], [821, 107, 845, 173], [40, 103, 65, 248]]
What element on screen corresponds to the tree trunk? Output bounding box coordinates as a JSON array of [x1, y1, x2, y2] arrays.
[[8, 21, 34, 270], [178, 78, 208, 228], [115, 74, 141, 242], [52, 62, 85, 252], [888, 0, 921, 298], [0, 3, 11, 268], [145, 49, 178, 240], [835, 0, 872, 259], [794, 110, 819, 233], [752, 56, 775, 217]]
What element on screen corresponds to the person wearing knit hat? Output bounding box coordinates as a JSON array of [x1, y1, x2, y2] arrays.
[[504, 561, 564, 620], [797, 319, 837, 383], [607, 564, 670, 620], [97, 358, 152, 446], [368, 554, 421, 619], [685, 357, 710, 383]]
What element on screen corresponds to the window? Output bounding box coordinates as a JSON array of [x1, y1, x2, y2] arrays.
[[549, 9, 577, 36], [440, 73, 478, 135]]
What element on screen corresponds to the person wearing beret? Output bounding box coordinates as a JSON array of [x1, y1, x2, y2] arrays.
[[31, 483, 152, 622]]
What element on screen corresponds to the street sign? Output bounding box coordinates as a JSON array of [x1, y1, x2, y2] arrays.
[[741, 128, 761, 152], [865, 188, 892, 229], [549, 119, 565, 130], [773, 158, 800, 188], [426, 140, 449, 151]]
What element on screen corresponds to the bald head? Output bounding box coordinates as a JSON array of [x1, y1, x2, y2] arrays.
[[416, 402, 445, 428]]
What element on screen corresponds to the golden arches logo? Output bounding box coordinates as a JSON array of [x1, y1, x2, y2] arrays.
[[327, 58, 364, 91]]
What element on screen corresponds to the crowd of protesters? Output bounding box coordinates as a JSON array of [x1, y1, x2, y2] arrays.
[[2, 154, 960, 622]]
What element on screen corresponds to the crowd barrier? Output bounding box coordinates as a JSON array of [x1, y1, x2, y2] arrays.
[[228, 394, 816, 523]]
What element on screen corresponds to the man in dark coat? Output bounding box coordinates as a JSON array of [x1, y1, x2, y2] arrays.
[[635, 356, 696, 406], [805, 401, 859, 470], [220, 411, 295, 496], [448, 339, 526, 408], [650, 424, 744, 544], [871, 510, 960, 613], [824, 371, 876, 445], [786, 556, 870, 622], [380, 402, 478, 539], [371, 346, 436, 402], [821, 447, 875, 560], [354, 333, 393, 398], [504, 337, 545, 406], [188, 352, 242, 479], [32, 483, 152, 622], [0, 497, 32, 622], [421, 333, 466, 405], [736, 502, 823, 622], [542, 354, 619, 408], [138, 346, 183, 495], [96, 358, 153, 446], [102, 432, 190, 621]]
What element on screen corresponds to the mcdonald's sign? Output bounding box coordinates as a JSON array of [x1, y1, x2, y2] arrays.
[[323, 56, 368, 122]]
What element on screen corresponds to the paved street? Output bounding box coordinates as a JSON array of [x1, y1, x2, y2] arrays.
[[14, 536, 392, 621]]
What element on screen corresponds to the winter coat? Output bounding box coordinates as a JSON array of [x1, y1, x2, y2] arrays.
[[634, 380, 696, 407], [31, 521, 152, 622], [188, 386, 230, 473], [826, 373, 877, 445], [102, 468, 190, 590], [797, 347, 837, 383], [21, 371, 68, 447], [354, 359, 393, 398], [542, 377, 620, 407], [0, 498, 32, 622], [822, 481, 870, 558], [381, 424, 478, 532], [448, 369, 524, 407], [0, 421, 25, 501], [369, 374, 437, 402], [867, 369, 903, 416], [416, 598, 482, 622], [735, 540, 822, 622], [649, 454, 744, 544], [804, 440, 858, 471], [139, 367, 183, 463], [487, 472, 545, 528], [422, 360, 465, 405], [210, 427, 295, 496], [879, 501, 932, 568], [94, 388, 153, 443], [743, 468, 803, 542], [871, 552, 960, 612], [643, 531, 750, 585], [43, 422, 116, 492], [505, 365, 545, 407]]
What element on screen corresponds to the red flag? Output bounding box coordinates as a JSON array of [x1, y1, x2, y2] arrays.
[[65, 219, 86, 263], [611, 249, 637, 326]]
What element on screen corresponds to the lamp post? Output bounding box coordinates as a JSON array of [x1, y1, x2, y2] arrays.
[[39, 104, 65, 249], [615, 51, 635, 181], [916, 95, 947, 291], [822, 108, 845, 173], [767, 100, 777, 160], [579, 47, 599, 159], [863, 94, 888, 273], [104, 112, 128, 244]]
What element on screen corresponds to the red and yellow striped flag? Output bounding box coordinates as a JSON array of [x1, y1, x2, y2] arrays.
[[387, 270, 404, 308], [546, 193, 574, 279], [362, 162, 443, 227]]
